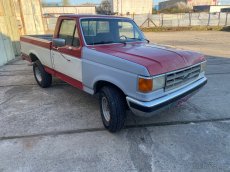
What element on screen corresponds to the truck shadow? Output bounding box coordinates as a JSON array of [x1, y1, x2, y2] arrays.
[[48, 55, 230, 130], [1, 55, 229, 138], [126, 55, 230, 127]]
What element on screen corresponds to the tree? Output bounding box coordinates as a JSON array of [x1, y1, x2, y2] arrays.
[[62, 0, 70, 6], [96, 0, 112, 15]]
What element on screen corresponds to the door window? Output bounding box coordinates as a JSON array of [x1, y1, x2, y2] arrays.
[[59, 20, 80, 47]]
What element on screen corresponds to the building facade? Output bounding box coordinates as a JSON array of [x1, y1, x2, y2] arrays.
[[210, 5, 230, 12], [159, 0, 217, 9], [42, 6, 96, 15], [110, 0, 153, 15]]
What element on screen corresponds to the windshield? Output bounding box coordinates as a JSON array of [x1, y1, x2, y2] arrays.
[[80, 18, 145, 45]]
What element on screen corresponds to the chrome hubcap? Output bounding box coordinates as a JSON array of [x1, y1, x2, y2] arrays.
[[35, 67, 42, 82], [101, 97, 111, 122]]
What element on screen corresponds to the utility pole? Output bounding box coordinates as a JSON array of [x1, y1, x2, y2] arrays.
[[117, 0, 119, 14], [121, 0, 122, 16]]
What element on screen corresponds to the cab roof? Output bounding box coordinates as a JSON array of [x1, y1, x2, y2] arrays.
[[60, 14, 131, 20]]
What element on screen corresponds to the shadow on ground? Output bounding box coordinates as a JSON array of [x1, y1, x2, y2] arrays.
[[0, 55, 230, 172]]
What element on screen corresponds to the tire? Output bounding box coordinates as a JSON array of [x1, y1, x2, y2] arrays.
[[99, 86, 127, 132], [33, 60, 52, 88]]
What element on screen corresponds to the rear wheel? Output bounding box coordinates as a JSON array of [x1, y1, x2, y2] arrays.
[[99, 86, 127, 132], [33, 60, 52, 88]]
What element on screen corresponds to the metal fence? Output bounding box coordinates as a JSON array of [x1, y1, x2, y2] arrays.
[[126, 12, 230, 27], [42, 12, 230, 33]]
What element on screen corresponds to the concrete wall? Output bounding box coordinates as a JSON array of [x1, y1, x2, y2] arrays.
[[187, 0, 217, 7], [110, 0, 153, 15], [210, 6, 230, 13], [42, 6, 96, 33], [159, 0, 216, 9], [42, 6, 96, 15], [159, 0, 186, 10]]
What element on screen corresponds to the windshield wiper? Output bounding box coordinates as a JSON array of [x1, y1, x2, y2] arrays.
[[91, 41, 114, 45], [128, 38, 149, 43]]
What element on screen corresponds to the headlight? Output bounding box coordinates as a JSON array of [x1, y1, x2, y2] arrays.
[[200, 61, 207, 73], [153, 75, 165, 90], [138, 75, 165, 93]]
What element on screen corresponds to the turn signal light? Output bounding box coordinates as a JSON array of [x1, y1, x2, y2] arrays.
[[138, 77, 153, 93]]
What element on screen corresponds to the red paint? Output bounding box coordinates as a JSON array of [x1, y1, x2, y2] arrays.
[[53, 16, 85, 46], [44, 66, 55, 75], [20, 36, 52, 49], [21, 14, 205, 77], [44, 66, 83, 90], [52, 16, 83, 58], [52, 47, 82, 58], [92, 43, 205, 76], [21, 52, 31, 62]]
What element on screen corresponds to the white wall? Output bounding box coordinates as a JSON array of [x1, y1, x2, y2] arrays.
[[210, 6, 230, 13], [110, 0, 153, 15], [42, 6, 96, 15]]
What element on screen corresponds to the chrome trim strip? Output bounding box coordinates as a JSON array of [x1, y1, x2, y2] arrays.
[[165, 62, 201, 76]]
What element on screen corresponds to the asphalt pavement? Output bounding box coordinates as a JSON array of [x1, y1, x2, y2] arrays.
[[0, 31, 230, 172]]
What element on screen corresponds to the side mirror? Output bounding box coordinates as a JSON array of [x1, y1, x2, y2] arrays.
[[53, 38, 66, 47]]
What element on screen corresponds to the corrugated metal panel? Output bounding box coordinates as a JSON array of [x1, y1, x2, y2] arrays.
[[0, 0, 45, 66], [0, 0, 19, 66], [19, 0, 45, 34]]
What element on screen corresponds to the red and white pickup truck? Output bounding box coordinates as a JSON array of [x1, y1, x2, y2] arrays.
[[21, 15, 207, 132]]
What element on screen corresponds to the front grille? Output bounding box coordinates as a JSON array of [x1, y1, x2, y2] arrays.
[[165, 64, 201, 91]]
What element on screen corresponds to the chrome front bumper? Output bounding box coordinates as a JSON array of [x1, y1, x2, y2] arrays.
[[126, 77, 207, 117]]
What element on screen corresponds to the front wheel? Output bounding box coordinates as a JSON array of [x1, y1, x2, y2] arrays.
[[99, 86, 127, 132], [33, 60, 52, 88]]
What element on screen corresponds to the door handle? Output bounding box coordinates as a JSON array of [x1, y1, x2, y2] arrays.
[[68, 46, 73, 50], [53, 47, 71, 62], [53, 47, 59, 51]]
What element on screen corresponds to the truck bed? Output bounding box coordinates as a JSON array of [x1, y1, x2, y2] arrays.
[[20, 34, 53, 68], [20, 34, 53, 50], [27, 34, 53, 42]]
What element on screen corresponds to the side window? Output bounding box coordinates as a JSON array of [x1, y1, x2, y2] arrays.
[[59, 20, 80, 47]]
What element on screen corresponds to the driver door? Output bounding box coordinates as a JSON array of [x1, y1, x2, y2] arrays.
[[52, 19, 82, 86]]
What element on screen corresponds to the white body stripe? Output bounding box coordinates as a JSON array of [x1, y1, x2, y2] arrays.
[[21, 41, 83, 82], [52, 51, 82, 82], [21, 42, 53, 68]]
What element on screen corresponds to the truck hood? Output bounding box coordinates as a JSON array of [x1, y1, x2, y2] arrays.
[[92, 43, 205, 76]]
